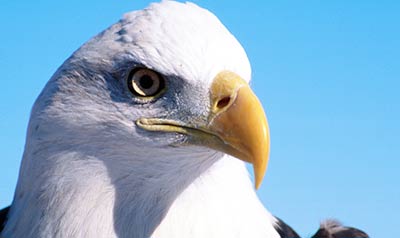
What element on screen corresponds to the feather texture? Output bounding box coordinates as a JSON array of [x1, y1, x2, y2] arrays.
[[1, 1, 278, 238]]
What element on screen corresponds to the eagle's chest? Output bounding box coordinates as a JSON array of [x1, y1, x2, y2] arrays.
[[150, 164, 280, 238]]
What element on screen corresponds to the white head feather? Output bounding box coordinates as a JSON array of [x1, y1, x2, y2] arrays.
[[2, 1, 279, 238]]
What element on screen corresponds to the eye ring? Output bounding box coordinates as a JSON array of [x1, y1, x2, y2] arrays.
[[127, 68, 165, 98]]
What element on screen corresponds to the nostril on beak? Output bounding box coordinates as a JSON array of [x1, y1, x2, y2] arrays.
[[216, 96, 231, 109]]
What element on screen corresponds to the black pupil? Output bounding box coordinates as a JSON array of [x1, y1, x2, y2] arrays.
[[139, 75, 154, 89]]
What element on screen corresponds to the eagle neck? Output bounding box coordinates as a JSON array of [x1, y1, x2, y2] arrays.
[[3, 145, 278, 238]]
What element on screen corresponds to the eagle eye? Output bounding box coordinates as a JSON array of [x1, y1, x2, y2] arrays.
[[127, 68, 165, 97]]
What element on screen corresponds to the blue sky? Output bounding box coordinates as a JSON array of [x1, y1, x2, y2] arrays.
[[0, 1, 399, 237]]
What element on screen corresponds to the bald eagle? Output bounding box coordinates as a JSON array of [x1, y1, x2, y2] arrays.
[[0, 1, 368, 238]]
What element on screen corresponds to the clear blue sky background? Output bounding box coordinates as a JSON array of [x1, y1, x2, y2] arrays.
[[0, 1, 399, 237]]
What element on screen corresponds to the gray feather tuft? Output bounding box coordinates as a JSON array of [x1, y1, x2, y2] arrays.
[[311, 219, 369, 238]]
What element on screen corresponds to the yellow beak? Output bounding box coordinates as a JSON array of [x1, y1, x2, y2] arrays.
[[207, 71, 270, 189], [136, 71, 270, 189]]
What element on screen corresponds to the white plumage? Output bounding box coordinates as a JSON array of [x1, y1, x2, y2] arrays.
[[0, 2, 372, 238], [1, 1, 280, 238]]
